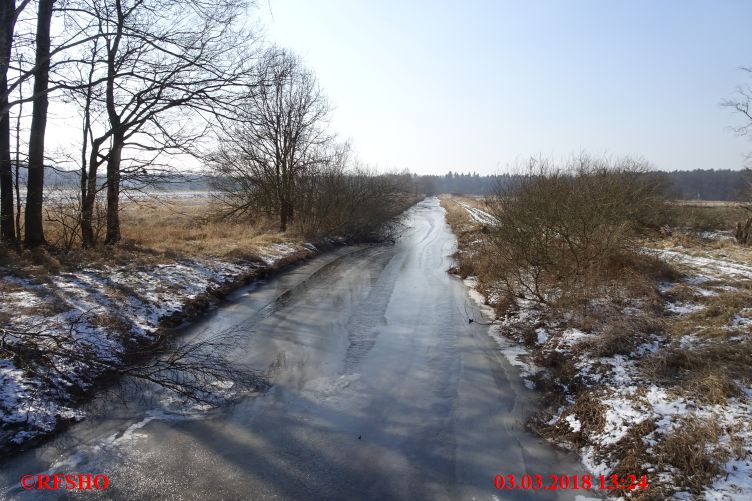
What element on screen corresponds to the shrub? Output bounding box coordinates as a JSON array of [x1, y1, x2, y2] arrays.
[[294, 166, 417, 240], [484, 155, 670, 304]]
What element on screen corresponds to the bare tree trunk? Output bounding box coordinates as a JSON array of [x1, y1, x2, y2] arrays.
[[80, 94, 90, 216], [279, 197, 288, 232], [279, 163, 290, 232], [79, 51, 98, 248], [14, 54, 21, 241], [104, 137, 122, 245], [285, 176, 294, 225], [24, 0, 55, 247], [736, 217, 752, 245], [0, 0, 15, 242], [0, 98, 12, 243], [80, 140, 102, 247], [80, 194, 94, 246], [102, 0, 124, 245]]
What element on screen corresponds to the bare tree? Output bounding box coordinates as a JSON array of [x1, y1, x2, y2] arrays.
[[23, 0, 55, 247], [59, 0, 254, 246], [14, 52, 24, 241], [0, 0, 30, 243], [723, 67, 752, 147], [213, 47, 331, 232], [722, 67, 752, 243], [3, 0, 110, 246]]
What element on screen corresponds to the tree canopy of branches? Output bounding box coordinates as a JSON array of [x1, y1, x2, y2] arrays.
[[723, 67, 752, 148], [722, 66, 752, 243], [23, 0, 54, 247], [212, 47, 331, 232], [0, 0, 256, 248], [211, 49, 417, 238], [0, 0, 413, 253], [0, 0, 31, 243], [60, 0, 255, 246]]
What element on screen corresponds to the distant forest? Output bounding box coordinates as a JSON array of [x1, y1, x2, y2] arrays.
[[39, 167, 751, 201], [415, 169, 752, 201]]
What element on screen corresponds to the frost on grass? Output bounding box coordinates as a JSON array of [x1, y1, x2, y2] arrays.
[[0, 241, 308, 450]]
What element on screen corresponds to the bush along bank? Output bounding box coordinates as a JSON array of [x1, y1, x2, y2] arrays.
[[441, 186, 752, 500]]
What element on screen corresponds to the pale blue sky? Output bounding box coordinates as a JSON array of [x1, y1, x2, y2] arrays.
[[257, 0, 752, 175]]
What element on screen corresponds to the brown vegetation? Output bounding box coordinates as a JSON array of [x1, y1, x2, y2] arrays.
[[483, 157, 670, 306], [4, 185, 420, 271], [3, 197, 272, 268], [653, 417, 729, 494], [442, 161, 752, 499], [119, 199, 288, 259], [671, 201, 748, 232]]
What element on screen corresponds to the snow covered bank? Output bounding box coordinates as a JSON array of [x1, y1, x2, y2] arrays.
[[463, 249, 752, 499], [0, 240, 317, 453], [442, 194, 752, 500], [455, 200, 497, 226]]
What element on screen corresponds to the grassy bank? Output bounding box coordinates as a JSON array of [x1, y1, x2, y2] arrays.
[[441, 194, 752, 500]]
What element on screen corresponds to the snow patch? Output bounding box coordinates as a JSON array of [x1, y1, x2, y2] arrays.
[[565, 414, 582, 433], [455, 201, 497, 226]]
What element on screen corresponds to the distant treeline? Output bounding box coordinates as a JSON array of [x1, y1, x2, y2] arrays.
[[38, 167, 750, 201], [414, 169, 751, 201], [663, 169, 750, 201]]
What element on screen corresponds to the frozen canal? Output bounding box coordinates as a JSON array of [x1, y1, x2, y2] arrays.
[[0, 198, 588, 500]]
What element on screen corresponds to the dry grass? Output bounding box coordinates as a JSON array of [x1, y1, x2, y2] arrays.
[[442, 191, 752, 498], [664, 284, 698, 302], [610, 418, 658, 491], [684, 369, 744, 405], [118, 199, 294, 260], [440, 195, 519, 315], [440, 196, 481, 241], [1, 197, 303, 273], [440, 195, 487, 277], [568, 391, 607, 437], [666, 289, 752, 339], [653, 416, 729, 494], [604, 413, 734, 501], [447, 194, 488, 211], [641, 341, 751, 405], [670, 202, 748, 232], [580, 316, 662, 358], [650, 233, 752, 265], [534, 390, 607, 448]]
